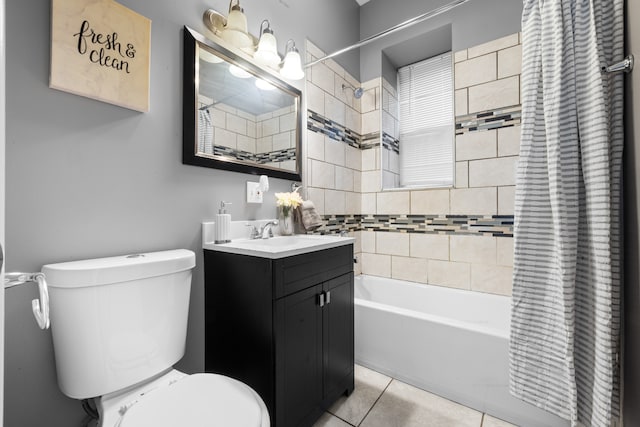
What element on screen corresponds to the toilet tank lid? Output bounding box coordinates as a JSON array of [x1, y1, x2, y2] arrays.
[[42, 249, 196, 288]]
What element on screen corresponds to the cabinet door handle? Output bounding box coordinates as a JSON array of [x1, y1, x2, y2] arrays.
[[318, 292, 325, 307], [325, 290, 331, 304]]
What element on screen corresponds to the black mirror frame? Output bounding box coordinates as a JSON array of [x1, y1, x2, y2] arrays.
[[182, 26, 302, 181]]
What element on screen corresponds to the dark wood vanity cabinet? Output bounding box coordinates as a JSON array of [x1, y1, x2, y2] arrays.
[[204, 244, 354, 427]]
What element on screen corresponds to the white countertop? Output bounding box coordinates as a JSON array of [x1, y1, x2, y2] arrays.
[[203, 234, 355, 259]]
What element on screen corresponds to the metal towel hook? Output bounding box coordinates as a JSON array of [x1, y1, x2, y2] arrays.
[[5, 272, 50, 330]]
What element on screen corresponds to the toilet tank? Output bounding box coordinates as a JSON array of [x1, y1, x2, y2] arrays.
[[42, 249, 196, 399]]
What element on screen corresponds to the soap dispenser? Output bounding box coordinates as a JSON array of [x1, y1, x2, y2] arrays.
[[215, 201, 232, 244]]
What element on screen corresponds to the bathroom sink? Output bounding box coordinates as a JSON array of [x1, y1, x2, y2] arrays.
[[203, 234, 355, 259]]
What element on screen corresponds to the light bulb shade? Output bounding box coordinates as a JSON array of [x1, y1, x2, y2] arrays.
[[254, 32, 280, 68], [229, 64, 252, 79], [221, 1, 252, 49], [280, 50, 304, 80], [255, 79, 276, 91]]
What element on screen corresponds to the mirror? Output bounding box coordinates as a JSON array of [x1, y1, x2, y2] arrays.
[[183, 26, 302, 180]]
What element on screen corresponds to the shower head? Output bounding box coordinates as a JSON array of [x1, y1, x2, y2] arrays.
[[342, 83, 364, 99]]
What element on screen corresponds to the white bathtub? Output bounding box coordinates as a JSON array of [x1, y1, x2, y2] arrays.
[[354, 275, 569, 427]]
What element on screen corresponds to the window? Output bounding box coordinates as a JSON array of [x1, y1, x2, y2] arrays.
[[398, 52, 454, 188]]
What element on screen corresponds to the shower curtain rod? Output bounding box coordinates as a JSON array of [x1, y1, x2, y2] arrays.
[[304, 0, 471, 69]]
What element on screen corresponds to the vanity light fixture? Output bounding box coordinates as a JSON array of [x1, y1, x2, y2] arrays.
[[255, 79, 276, 91], [228, 63, 252, 79], [220, 0, 253, 50], [254, 20, 281, 69], [280, 39, 305, 80], [199, 47, 224, 64]]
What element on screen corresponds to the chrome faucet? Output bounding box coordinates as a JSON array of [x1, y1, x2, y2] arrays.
[[259, 220, 279, 239]]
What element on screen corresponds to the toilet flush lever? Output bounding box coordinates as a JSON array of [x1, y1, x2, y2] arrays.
[[5, 272, 50, 330]]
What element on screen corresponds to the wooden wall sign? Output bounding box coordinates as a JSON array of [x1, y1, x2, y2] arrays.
[[50, 0, 151, 112]]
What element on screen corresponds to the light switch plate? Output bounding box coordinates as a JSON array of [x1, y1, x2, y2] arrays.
[[247, 181, 263, 203]]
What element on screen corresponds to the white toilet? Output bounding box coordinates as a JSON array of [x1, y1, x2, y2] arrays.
[[42, 249, 270, 427]]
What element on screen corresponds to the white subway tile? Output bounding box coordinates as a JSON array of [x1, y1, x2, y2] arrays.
[[376, 232, 410, 256], [392, 256, 428, 283], [345, 191, 361, 215], [272, 132, 291, 151], [467, 33, 519, 58], [361, 230, 376, 253], [306, 187, 325, 216], [377, 191, 410, 215], [361, 253, 391, 278], [454, 49, 468, 62], [468, 156, 518, 187], [279, 112, 296, 132], [346, 145, 362, 171], [498, 125, 521, 157], [428, 260, 470, 290], [361, 171, 381, 193], [456, 129, 497, 161], [306, 83, 325, 115], [498, 44, 522, 79], [471, 264, 513, 296], [325, 94, 346, 126], [236, 135, 255, 153], [410, 233, 449, 260], [410, 189, 450, 214], [306, 40, 324, 58], [362, 110, 381, 134], [468, 76, 520, 113], [215, 128, 237, 149], [362, 193, 376, 214], [455, 89, 468, 116], [352, 230, 362, 254], [498, 186, 516, 215], [497, 237, 514, 267], [346, 106, 360, 134], [353, 171, 362, 193], [311, 62, 335, 95], [455, 53, 497, 89], [226, 114, 247, 135], [450, 187, 497, 215], [306, 130, 325, 161], [324, 190, 346, 215], [361, 148, 378, 171], [261, 117, 280, 137], [456, 161, 469, 189], [325, 138, 346, 166], [450, 235, 496, 264], [310, 159, 335, 189], [335, 166, 354, 191], [325, 58, 346, 79]]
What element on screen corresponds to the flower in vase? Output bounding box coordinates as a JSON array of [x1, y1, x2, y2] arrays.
[[275, 190, 304, 217]]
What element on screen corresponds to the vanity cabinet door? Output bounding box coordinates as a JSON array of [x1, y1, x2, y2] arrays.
[[322, 273, 355, 402], [275, 284, 323, 427]]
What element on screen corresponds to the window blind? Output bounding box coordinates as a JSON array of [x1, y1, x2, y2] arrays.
[[398, 52, 454, 188]]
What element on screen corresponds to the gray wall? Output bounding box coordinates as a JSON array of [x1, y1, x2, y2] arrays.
[[624, 1, 640, 424], [3, 0, 359, 426], [358, 0, 522, 82]]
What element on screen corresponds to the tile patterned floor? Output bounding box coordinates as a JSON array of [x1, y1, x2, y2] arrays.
[[313, 365, 517, 427]]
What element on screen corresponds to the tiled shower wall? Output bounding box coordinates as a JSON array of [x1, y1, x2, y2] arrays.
[[304, 34, 521, 296]]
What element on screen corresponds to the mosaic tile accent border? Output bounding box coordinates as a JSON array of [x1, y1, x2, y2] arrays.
[[212, 145, 296, 164], [310, 214, 514, 237], [455, 105, 521, 135], [382, 132, 400, 154], [308, 110, 361, 149], [307, 110, 381, 151]]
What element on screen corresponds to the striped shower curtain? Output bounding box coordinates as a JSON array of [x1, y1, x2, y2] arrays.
[[509, 0, 623, 426]]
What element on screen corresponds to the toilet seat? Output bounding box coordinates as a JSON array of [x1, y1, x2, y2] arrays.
[[116, 373, 269, 427]]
